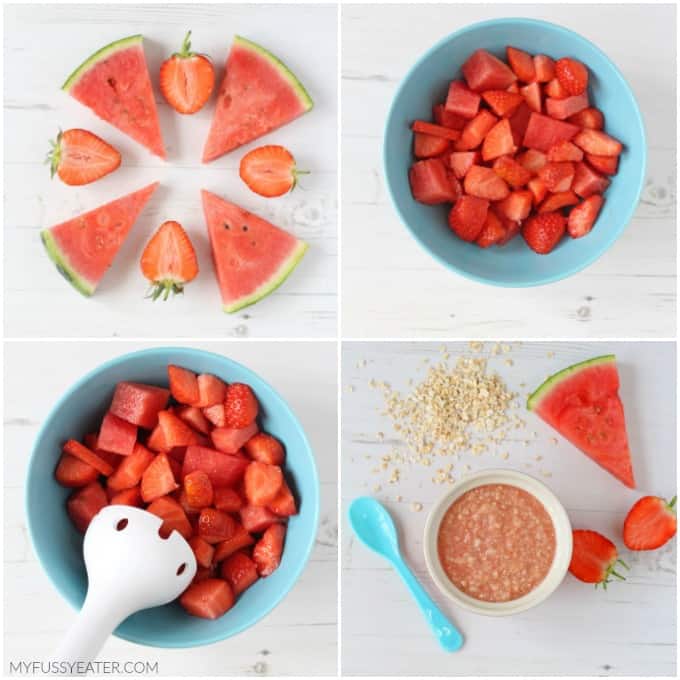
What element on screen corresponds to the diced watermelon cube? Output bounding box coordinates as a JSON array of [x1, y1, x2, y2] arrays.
[[572, 162, 611, 198], [180, 579, 235, 619], [444, 80, 481, 119], [214, 487, 245, 513], [182, 446, 249, 488], [109, 381, 169, 430], [462, 49, 517, 92], [240, 505, 282, 534], [67, 481, 108, 532], [546, 92, 589, 120], [211, 422, 259, 454], [432, 104, 467, 130], [523, 113, 580, 152], [220, 552, 259, 596], [409, 159, 457, 205], [198, 507, 238, 544], [98, 412, 137, 456]]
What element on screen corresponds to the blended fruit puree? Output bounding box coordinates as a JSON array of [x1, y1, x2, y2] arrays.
[[437, 483, 556, 602]]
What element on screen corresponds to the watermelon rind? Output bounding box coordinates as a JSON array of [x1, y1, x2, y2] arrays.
[[62, 35, 143, 92], [40, 230, 95, 297], [234, 35, 314, 112], [526, 354, 616, 411], [224, 240, 308, 314]]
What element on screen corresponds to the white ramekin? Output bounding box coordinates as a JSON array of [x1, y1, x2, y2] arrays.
[[423, 468, 572, 616]]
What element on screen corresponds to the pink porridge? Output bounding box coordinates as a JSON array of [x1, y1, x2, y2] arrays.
[[437, 483, 556, 602]]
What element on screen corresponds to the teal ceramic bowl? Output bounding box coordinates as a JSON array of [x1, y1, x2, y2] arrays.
[[26, 347, 319, 648], [384, 18, 646, 286]]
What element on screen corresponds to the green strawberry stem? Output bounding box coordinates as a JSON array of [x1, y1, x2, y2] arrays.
[[668, 496, 677, 512], [146, 280, 185, 301], [45, 129, 63, 179], [595, 557, 629, 590], [175, 30, 194, 59], [291, 169, 311, 192]]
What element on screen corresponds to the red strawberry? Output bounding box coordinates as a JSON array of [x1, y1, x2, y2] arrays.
[[168, 365, 199, 405], [158, 410, 202, 448], [213, 524, 255, 562], [574, 129, 623, 157], [520, 82, 542, 113], [572, 162, 611, 198], [433, 104, 467, 130], [414, 132, 450, 159], [268, 480, 297, 517], [66, 481, 108, 532], [506, 46, 536, 82], [497, 190, 532, 222], [547, 141, 584, 163], [546, 92, 589, 120], [568, 107, 604, 130], [214, 487, 245, 514], [224, 383, 258, 428], [107, 442, 155, 492], [188, 536, 215, 568], [175, 405, 211, 435], [545, 78, 569, 99], [623, 496, 677, 551], [538, 190, 579, 214], [141, 222, 199, 301], [55, 454, 99, 488], [448, 195, 489, 241], [184, 470, 214, 509], [522, 212, 566, 254], [555, 57, 589, 96], [492, 155, 532, 188], [203, 403, 226, 428], [567, 195, 604, 238], [47, 129, 121, 186], [62, 439, 115, 476], [196, 374, 227, 408], [475, 210, 506, 248], [239, 145, 308, 197], [244, 462, 284, 507], [412, 120, 461, 141], [586, 154, 619, 176], [180, 579, 234, 619], [240, 505, 282, 534], [569, 529, 628, 588], [109, 486, 142, 507], [527, 177, 548, 205], [538, 162, 575, 192], [517, 149, 547, 174], [534, 55, 555, 83], [220, 552, 259, 596], [253, 524, 287, 576], [146, 495, 192, 540], [244, 433, 285, 466], [480, 90, 523, 117], [464, 166, 510, 201], [198, 507, 237, 544], [455, 110, 498, 151], [141, 453, 179, 503], [449, 151, 479, 179], [160, 31, 215, 114], [481, 119, 515, 161]]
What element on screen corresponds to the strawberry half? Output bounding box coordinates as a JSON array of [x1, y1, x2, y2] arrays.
[[569, 529, 628, 588], [239, 145, 309, 198], [140, 221, 199, 301], [159, 31, 215, 114], [522, 211, 566, 254], [623, 496, 677, 551], [555, 57, 589, 96], [46, 129, 121, 186]]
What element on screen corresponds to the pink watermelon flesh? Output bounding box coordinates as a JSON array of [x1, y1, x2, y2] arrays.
[[445, 81, 481, 119], [545, 93, 589, 121], [201, 190, 307, 313], [202, 36, 313, 162], [110, 381, 170, 430], [41, 182, 158, 296], [462, 49, 517, 92], [523, 113, 580, 152], [98, 412, 137, 456], [211, 422, 259, 454], [64, 36, 165, 158], [528, 355, 635, 488], [182, 446, 249, 488]]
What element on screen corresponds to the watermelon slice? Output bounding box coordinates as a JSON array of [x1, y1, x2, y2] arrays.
[[201, 190, 307, 313], [41, 182, 158, 296], [202, 36, 313, 162], [527, 355, 635, 488], [63, 35, 165, 158]]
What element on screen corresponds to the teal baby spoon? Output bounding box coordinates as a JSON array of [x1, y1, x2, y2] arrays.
[[348, 496, 463, 652]]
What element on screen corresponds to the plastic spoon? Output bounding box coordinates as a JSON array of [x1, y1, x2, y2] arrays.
[[53, 505, 197, 665], [348, 496, 463, 652]]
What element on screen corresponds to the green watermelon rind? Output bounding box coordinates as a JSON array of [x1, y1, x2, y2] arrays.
[[526, 354, 617, 411], [234, 35, 314, 112], [62, 35, 143, 92], [40, 230, 95, 297], [223, 240, 308, 314]]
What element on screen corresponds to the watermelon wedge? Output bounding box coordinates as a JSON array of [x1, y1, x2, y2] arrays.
[[63, 35, 165, 158], [202, 36, 313, 162], [201, 190, 307, 313], [41, 182, 159, 296], [527, 355, 635, 488]]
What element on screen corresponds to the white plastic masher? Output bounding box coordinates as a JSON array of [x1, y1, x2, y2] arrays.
[[53, 505, 197, 664]]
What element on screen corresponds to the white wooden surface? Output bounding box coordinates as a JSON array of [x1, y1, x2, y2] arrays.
[[341, 341, 676, 676], [4, 341, 338, 676], [341, 4, 676, 338], [4, 4, 337, 338]]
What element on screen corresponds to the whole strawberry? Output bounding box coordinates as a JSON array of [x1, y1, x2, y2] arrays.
[[522, 212, 566, 254], [569, 529, 629, 588], [224, 383, 258, 428], [623, 496, 677, 551]]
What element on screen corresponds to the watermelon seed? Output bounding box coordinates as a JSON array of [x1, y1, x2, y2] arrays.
[[223, 222, 231, 230], [242, 225, 248, 231]]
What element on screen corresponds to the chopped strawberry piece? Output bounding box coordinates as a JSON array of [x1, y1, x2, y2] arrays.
[[538, 190, 579, 213], [243, 432, 285, 465], [448, 195, 489, 241], [414, 132, 449, 159], [527, 177, 548, 205], [214, 487, 245, 513], [506, 46, 535, 83], [464, 166, 510, 201], [244, 462, 284, 507], [411, 120, 461, 141], [182, 445, 249, 488], [496, 217, 521, 245], [175, 405, 211, 435], [147, 424, 168, 452], [97, 413, 137, 457], [517, 148, 547, 174], [62, 439, 114, 476], [444, 80, 481, 119], [462, 49, 517, 91], [268, 480, 298, 516], [481, 119, 515, 161], [109, 486, 142, 507], [178, 488, 201, 516], [574, 129, 623, 157], [508, 102, 532, 146], [409, 158, 457, 205], [55, 454, 99, 488], [547, 141, 584, 162], [107, 442, 155, 492], [213, 524, 255, 563], [523, 113, 579, 152], [522, 212, 566, 254], [586, 154, 619, 175], [455, 110, 498, 151], [203, 403, 226, 427], [220, 552, 259, 596], [572, 162, 611, 198], [433, 104, 467, 130], [545, 78, 569, 99], [449, 151, 479, 179], [168, 365, 200, 405], [141, 453, 179, 503], [184, 470, 214, 509], [180, 579, 235, 619], [240, 505, 282, 534], [196, 373, 227, 408], [222, 392, 258, 432], [568, 195, 604, 238], [492, 155, 532, 188], [555, 57, 589, 96], [109, 381, 169, 430], [211, 422, 259, 455], [475, 210, 506, 248], [198, 507, 237, 544], [506, 82, 519, 94], [253, 524, 287, 577], [192, 566, 215, 584], [158, 410, 202, 448], [520, 82, 542, 113], [189, 536, 216, 568], [497, 190, 533, 221], [568, 107, 604, 130], [67, 481, 108, 532], [538, 161, 575, 192], [546, 92, 589, 121], [480, 90, 523, 117], [534, 55, 555, 82]]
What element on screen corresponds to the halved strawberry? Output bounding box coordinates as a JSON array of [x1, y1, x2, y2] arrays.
[[475, 210, 505, 248], [623, 496, 677, 551], [239, 145, 309, 197], [175, 405, 211, 435], [109, 486, 142, 507], [220, 552, 259, 596], [184, 470, 214, 509], [182, 445, 249, 488], [147, 495, 192, 539], [268, 480, 298, 516], [67, 481, 108, 532], [568, 107, 604, 130], [444, 80, 481, 119], [497, 190, 532, 222], [464, 166, 510, 201], [567, 195, 604, 238], [198, 508, 237, 544], [213, 524, 255, 562], [107, 442, 155, 492], [586, 154, 619, 176], [47, 129, 121, 186], [537, 162, 575, 192], [480, 90, 523, 117], [481, 119, 515, 161], [522, 212, 566, 254], [555, 57, 589, 96], [412, 120, 461, 141], [240, 505, 282, 534], [449, 151, 479, 179], [141, 222, 199, 301], [506, 46, 535, 82], [244, 462, 284, 507], [188, 535, 215, 568], [520, 82, 542, 113], [533, 55, 555, 83], [196, 374, 227, 408], [180, 579, 234, 619], [141, 453, 179, 503], [414, 132, 449, 159], [55, 454, 99, 488], [547, 141, 583, 163], [572, 162, 611, 198], [97, 413, 137, 457], [538, 190, 579, 214], [159, 30, 215, 114], [569, 529, 628, 588], [492, 155, 532, 188], [224, 383, 259, 429], [455, 110, 498, 151], [214, 487, 246, 514], [448, 195, 489, 242], [574, 129, 623, 157], [244, 433, 285, 465], [62, 439, 114, 476], [253, 524, 287, 577]]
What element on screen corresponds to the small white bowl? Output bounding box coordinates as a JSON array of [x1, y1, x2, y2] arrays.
[[423, 468, 572, 616]]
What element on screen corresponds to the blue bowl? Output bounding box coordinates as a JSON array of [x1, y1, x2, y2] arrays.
[[384, 18, 646, 286], [25, 347, 319, 648]]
